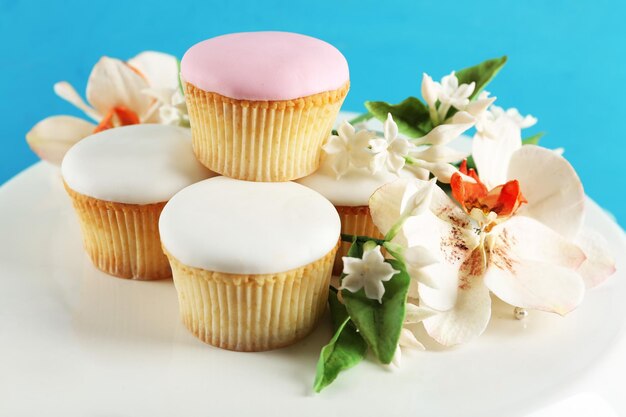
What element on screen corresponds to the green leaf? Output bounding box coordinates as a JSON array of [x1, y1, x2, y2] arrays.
[[365, 97, 432, 138], [522, 131, 545, 145], [313, 288, 367, 393], [341, 259, 411, 364], [455, 56, 508, 99], [345, 236, 364, 259]]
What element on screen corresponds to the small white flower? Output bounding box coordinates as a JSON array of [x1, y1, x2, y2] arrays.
[[341, 245, 399, 303], [421, 73, 440, 109], [143, 88, 189, 127], [322, 121, 377, 178], [490, 105, 537, 129], [439, 71, 475, 110], [463, 90, 497, 118], [376, 114, 413, 174]]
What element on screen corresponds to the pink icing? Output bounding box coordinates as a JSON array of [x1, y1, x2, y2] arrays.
[[181, 32, 349, 101]]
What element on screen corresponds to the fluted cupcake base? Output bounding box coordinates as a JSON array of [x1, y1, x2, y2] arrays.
[[65, 184, 171, 280], [334, 205, 384, 275], [165, 244, 338, 351], [184, 82, 349, 182]]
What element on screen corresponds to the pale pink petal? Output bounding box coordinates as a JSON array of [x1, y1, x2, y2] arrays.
[[53, 82, 101, 121], [507, 145, 585, 240], [423, 248, 491, 346], [575, 228, 616, 288], [86, 56, 152, 118], [26, 116, 96, 165], [472, 117, 521, 189], [484, 216, 586, 315], [127, 51, 179, 90]]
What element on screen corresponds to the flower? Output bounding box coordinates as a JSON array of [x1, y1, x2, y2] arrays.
[[421, 73, 440, 109], [405, 111, 475, 182], [490, 105, 537, 129], [420, 71, 476, 124], [390, 303, 437, 367], [369, 129, 615, 345], [143, 87, 189, 127], [341, 245, 399, 303], [374, 113, 413, 174], [322, 121, 378, 178], [26, 51, 181, 165], [439, 71, 475, 110], [475, 103, 536, 141]]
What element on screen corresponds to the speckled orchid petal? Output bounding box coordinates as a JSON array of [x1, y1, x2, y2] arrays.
[[423, 247, 491, 346], [26, 116, 96, 165], [53, 81, 101, 122], [484, 216, 586, 315], [472, 117, 521, 189], [402, 193, 479, 311], [128, 51, 179, 90], [575, 228, 616, 288], [507, 145, 585, 240], [86, 56, 152, 119]]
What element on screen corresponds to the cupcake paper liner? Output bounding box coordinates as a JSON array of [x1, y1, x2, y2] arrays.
[[165, 243, 338, 351], [184, 81, 349, 182], [334, 205, 384, 275], [65, 184, 171, 280]]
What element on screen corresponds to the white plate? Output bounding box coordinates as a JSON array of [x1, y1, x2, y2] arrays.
[[1, 140, 625, 417]]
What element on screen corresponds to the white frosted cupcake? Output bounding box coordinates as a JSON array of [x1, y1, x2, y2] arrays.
[[159, 177, 340, 351], [62, 125, 214, 280], [297, 117, 417, 274]]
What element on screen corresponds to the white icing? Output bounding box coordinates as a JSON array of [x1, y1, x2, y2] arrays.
[[61, 125, 214, 204], [296, 161, 400, 207], [159, 177, 341, 274]]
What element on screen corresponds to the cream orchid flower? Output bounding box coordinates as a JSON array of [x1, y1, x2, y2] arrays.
[[26, 51, 180, 165], [369, 122, 615, 346], [322, 121, 379, 178], [341, 245, 399, 303]]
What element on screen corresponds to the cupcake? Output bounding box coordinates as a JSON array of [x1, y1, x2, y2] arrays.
[[297, 163, 398, 274], [180, 31, 350, 182], [159, 177, 340, 351], [61, 124, 214, 280], [297, 118, 416, 274]]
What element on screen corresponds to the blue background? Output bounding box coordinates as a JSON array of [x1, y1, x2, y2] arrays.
[[1, 0, 624, 226]]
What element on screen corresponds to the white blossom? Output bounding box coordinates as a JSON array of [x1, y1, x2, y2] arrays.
[[341, 245, 399, 303]]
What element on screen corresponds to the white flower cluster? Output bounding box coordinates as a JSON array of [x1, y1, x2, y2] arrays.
[[322, 114, 412, 178]]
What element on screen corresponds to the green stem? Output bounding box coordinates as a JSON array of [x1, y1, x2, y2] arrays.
[[340, 234, 386, 246], [347, 112, 374, 125]]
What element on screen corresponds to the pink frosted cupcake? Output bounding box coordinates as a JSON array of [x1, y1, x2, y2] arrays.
[[181, 32, 350, 182]]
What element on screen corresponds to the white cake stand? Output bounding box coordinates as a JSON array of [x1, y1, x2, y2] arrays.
[[1, 115, 625, 417]]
